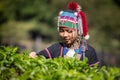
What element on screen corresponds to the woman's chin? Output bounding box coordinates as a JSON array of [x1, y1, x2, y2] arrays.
[[65, 41, 71, 45]]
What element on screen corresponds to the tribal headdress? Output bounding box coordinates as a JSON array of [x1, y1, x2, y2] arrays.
[[57, 2, 89, 40]]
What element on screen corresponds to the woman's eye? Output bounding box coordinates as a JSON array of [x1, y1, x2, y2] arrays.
[[67, 30, 73, 33], [59, 29, 64, 32]]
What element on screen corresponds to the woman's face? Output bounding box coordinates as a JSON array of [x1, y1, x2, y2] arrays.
[[59, 26, 78, 45]]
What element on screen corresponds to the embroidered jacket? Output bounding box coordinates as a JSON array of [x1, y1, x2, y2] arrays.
[[36, 42, 99, 66]]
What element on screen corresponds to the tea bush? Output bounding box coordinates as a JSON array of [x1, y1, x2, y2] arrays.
[[0, 46, 120, 80]]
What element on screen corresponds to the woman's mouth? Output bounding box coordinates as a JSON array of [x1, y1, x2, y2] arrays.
[[63, 39, 70, 43]]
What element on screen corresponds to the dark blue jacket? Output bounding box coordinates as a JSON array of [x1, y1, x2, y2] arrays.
[[36, 42, 99, 65]]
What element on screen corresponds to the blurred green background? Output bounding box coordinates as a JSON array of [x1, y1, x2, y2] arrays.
[[0, 0, 120, 66]]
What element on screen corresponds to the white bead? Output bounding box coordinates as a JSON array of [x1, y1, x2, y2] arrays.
[[59, 11, 63, 15], [85, 34, 90, 40], [74, 12, 78, 16]]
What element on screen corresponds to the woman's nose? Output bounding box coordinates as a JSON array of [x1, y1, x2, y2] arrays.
[[63, 31, 68, 37]]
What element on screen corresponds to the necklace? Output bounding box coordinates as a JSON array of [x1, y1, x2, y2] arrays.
[[63, 45, 83, 60]]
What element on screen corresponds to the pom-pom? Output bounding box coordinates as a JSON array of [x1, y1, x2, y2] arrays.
[[67, 2, 79, 11]]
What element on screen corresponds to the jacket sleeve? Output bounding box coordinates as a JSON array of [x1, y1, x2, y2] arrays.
[[36, 49, 50, 58], [36, 43, 61, 58]]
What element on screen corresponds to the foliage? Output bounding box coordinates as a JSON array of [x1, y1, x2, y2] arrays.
[[0, 46, 120, 80]]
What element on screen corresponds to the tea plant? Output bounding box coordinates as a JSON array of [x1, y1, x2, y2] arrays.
[[0, 46, 120, 80]]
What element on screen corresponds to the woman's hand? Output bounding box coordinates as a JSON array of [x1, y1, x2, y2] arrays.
[[29, 52, 37, 58]]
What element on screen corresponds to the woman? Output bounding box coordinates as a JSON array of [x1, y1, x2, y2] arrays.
[[29, 2, 100, 66]]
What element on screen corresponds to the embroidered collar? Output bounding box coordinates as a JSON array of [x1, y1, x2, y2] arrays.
[[63, 46, 83, 56]]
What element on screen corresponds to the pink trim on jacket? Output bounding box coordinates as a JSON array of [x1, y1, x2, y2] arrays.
[[45, 48, 52, 58]]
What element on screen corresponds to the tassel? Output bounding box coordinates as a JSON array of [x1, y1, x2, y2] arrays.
[[78, 11, 89, 39]]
